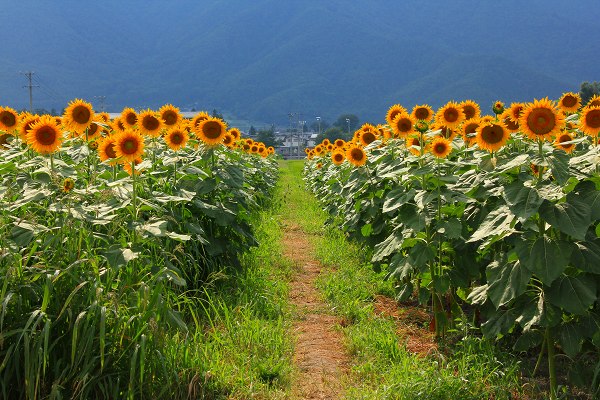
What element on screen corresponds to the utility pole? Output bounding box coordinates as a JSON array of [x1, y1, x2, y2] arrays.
[[21, 71, 39, 113], [94, 96, 106, 112]]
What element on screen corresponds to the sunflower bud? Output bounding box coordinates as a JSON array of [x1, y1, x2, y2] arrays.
[[62, 178, 75, 192], [492, 101, 505, 115], [415, 120, 429, 133]]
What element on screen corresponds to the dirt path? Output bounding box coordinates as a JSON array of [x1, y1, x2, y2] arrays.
[[282, 222, 349, 400]]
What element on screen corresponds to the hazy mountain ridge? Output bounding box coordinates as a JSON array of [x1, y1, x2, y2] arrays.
[[2, 0, 598, 124]]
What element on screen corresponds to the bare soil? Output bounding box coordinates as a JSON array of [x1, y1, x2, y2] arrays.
[[282, 222, 349, 400]]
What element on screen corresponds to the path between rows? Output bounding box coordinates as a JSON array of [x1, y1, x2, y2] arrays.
[[282, 221, 350, 400]]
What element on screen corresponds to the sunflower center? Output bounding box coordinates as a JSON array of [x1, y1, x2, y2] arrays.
[[414, 108, 429, 120], [350, 148, 364, 161], [0, 133, 10, 147], [362, 131, 376, 144], [334, 153, 344, 162], [444, 108, 459, 123], [463, 106, 476, 119], [163, 111, 178, 125], [465, 123, 479, 135], [562, 95, 577, 108], [558, 134, 574, 147], [87, 123, 99, 137], [106, 143, 117, 158], [73, 106, 91, 124], [398, 119, 412, 132], [389, 110, 401, 122], [126, 113, 137, 126], [526, 108, 556, 135], [143, 116, 160, 131], [503, 117, 519, 131], [434, 143, 447, 153], [0, 111, 17, 127], [481, 124, 505, 144], [586, 109, 600, 129], [36, 126, 58, 145], [202, 121, 223, 139], [170, 132, 184, 144], [121, 138, 139, 154]]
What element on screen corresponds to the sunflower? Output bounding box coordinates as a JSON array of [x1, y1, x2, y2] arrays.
[[386, 104, 407, 126], [85, 122, 102, 140], [195, 117, 227, 146], [26, 115, 63, 154], [406, 136, 423, 156], [554, 132, 576, 153], [222, 133, 235, 148], [460, 100, 481, 120], [121, 108, 138, 128], [377, 124, 393, 141], [558, 92, 581, 113], [97, 112, 111, 123], [414, 120, 429, 133], [508, 102, 525, 123], [579, 106, 600, 137], [390, 112, 415, 138], [228, 128, 241, 141], [62, 178, 75, 193], [191, 111, 211, 129], [19, 114, 40, 141], [0, 133, 11, 149], [111, 117, 127, 133], [587, 95, 600, 108], [0, 106, 19, 133], [98, 136, 118, 164], [159, 104, 181, 127], [429, 137, 452, 158], [114, 129, 145, 162], [331, 150, 345, 165], [492, 101, 505, 115], [461, 118, 481, 147], [476, 121, 509, 152], [346, 144, 367, 167], [322, 138, 332, 146], [358, 127, 378, 146], [123, 157, 143, 176], [435, 102, 464, 129], [500, 110, 520, 133], [519, 98, 565, 140], [63, 99, 94, 133], [411, 104, 434, 122], [432, 123, 457, 140], [250, 144, 259, 153], [334, 139, 345, 148], [138, 109, 163, 137], [164, 127, 189, 151]]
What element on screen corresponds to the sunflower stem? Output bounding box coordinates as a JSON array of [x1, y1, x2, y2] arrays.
[[173, 150, 178, 189], [132, 161, 138, 220], [546, 327, 558, 400], [50, 154, 54, 173]]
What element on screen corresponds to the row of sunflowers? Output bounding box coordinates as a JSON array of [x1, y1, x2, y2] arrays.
[[0, 100, 278, 398], [304, 93, 600, 398]]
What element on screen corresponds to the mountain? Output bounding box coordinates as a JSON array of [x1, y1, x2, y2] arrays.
[[2, 0, 599, 125]]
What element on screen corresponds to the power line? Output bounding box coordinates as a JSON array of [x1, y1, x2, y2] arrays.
[[20, 71, 39, 112]]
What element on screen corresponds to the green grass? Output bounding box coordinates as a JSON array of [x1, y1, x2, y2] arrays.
[[277, 160, 528, 400]]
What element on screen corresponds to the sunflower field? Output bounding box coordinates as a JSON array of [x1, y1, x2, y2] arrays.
[[0, 101, 278, 398], [304, 94, 600, 398]]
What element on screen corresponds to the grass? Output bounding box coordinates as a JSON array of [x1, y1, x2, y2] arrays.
[[276, 160, 529, 399]]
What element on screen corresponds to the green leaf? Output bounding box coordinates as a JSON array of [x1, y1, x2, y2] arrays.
[[408, 241, 435, 271], [573, 180, 600, 221], [513, 329, 543, 352], [547, 150, 570, 185], [539, 197, 591, 241], [547, 275, 597, 315], [372, 231, 403, 261], [486, 260, 532, 307], [467, 205, 515, 248], [515, 237, 571, 286], [481, 307, 518, 338], [557, 323, 583, 358], [570, 240, 600, 274], [467, 284, 488, 305], [398, 203, 427, 231], [396, 282, 414, 302], [103, 247, 139, 269], [387, 254, 412, 281], [436, 218, 462, 239], [502, 181, 543, 220], [382, 188, 414, 214], [361, 223, 373, 237]]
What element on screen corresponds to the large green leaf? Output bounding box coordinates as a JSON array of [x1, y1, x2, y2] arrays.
[[467, 205, 515, 248], [547, 150, 570, 185], [486, 259, 532, 308], [539, 197, 591, 240], [547, 275, 597, 315], [372, 231, 403, 261], [573, 180, 600, 221], [408, 241, 435, 271], [515, 236, 571, 286], [502, 181, 543, 220], [557, 323, 584, 358], [382, 188, 415, 214], [398, 203, 426, 232], [570, 240, 600, 274]]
